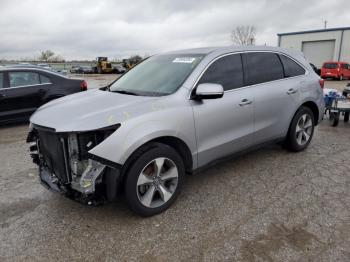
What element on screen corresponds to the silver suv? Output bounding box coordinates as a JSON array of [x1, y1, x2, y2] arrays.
[[27, 46, 324, 216]]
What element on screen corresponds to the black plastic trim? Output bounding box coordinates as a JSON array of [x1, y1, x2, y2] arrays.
[[32, 123, 121, 134], [88, 153, 122, 169]]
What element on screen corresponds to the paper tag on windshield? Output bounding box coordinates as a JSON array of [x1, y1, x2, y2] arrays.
[[172, 57, 196, 63]]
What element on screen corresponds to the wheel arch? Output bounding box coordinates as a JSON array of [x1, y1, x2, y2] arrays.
[[301, 101, 320, 125], [112, 136, 193, 196], [149, 136, 193, 173], [122, 136, 193, 176], [285, 100, 320, 138]]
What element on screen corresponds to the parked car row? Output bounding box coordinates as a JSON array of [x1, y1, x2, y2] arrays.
[[70, 66, 95, 74], [70, 64, 127, 74], [6, 63, 69, 75], [0, 67, 87, 123]]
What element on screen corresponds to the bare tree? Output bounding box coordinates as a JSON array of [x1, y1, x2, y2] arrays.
[[231, 25, 256, 46], [38, 50, 65, 62], [39, 50, 55, 61]]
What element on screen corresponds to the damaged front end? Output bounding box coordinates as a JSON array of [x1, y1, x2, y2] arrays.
[[27, 124, 120, 205]]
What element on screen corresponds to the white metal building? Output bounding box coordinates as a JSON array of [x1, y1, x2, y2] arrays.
[[277, 27, 350, 67]]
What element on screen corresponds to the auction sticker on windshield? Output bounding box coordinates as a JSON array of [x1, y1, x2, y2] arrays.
[[172, 57, 196, 63]]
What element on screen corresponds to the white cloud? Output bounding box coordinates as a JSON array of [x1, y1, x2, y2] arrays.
[[0, 0, 349, 60]]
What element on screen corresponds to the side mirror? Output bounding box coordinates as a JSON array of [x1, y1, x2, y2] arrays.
[[194, 83, 224, 100]]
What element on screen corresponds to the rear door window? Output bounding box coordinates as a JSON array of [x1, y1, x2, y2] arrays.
[[40, 74, 52, 84], [198, 54, 244, 91], [279, 55, 305, 77], [9, 71, 40, 87], [242, 52, 284, 86]]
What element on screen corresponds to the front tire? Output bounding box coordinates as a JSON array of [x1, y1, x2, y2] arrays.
[[124, 143, 185, 217], [285, 107, 315, 152]]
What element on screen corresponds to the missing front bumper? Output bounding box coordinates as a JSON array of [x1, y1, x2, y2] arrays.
[[38, 164, 107, 206], [28, 125, 121, 205], [70, 159, 106, 194]]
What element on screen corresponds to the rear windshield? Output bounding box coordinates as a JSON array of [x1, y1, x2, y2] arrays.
[[323, 63, 338, 69]]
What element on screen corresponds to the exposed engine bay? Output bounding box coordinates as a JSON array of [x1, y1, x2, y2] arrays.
[[27, 124, 120, 205]]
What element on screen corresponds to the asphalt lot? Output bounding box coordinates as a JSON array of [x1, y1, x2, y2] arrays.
[[0, 77, 349, 261]]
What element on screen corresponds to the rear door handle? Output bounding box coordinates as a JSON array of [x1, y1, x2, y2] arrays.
[[0, 94, 6, 100], [239, 99, 253, 106], [287, 88, 297, 95]]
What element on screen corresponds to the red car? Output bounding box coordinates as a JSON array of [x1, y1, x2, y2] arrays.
[[321, 61, 350, 80]]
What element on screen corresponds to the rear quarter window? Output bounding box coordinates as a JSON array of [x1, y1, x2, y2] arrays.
[[40, 74, 52, 84], [279, 55, 305, 77], [242, 52, 284, 86]]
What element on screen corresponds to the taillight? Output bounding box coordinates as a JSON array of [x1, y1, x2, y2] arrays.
[[80, 80, 87, 91], [319, 79, 324, 89]]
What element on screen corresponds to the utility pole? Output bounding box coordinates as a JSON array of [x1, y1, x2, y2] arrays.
[[324, 20, 327, 29]]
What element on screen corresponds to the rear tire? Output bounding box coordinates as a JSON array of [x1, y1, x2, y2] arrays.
[[124, 143, 185, 217], [285, 107, 315, 152]]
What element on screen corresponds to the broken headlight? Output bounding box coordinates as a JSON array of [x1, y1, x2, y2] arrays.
[[67, 124, 120, 176], [68, 124, 120, 194]]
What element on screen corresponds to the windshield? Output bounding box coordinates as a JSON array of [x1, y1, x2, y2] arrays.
[[323, 63, 338, 69], [109, 54, 204, 96]]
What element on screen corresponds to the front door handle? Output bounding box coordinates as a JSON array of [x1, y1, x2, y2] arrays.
[[239, 99, 252, 106], [0, 94, 6, 100], [287, 88, 297, 95]]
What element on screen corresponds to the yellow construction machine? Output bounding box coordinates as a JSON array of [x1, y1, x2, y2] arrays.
[[94, 57, 113, 74]]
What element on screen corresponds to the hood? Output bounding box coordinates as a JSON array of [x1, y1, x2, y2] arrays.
[[30, 89, 158, 132]]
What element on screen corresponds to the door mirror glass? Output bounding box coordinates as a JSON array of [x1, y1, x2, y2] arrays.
[[194, 83, 224, 99]]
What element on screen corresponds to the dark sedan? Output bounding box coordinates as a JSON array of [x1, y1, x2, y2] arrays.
[[0, 67, 87, 124]]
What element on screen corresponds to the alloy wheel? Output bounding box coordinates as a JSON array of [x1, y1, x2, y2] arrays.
[[295, 113, 313, 146], [136, 157, 178, 208]]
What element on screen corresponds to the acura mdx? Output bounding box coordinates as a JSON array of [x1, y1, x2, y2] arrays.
[[27, 46, 325, 216]]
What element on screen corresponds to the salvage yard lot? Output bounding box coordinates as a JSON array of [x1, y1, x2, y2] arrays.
[[0, 79, 349, 261]]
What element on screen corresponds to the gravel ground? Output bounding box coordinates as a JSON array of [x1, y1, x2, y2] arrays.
[[0, 79, 349, 261]]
